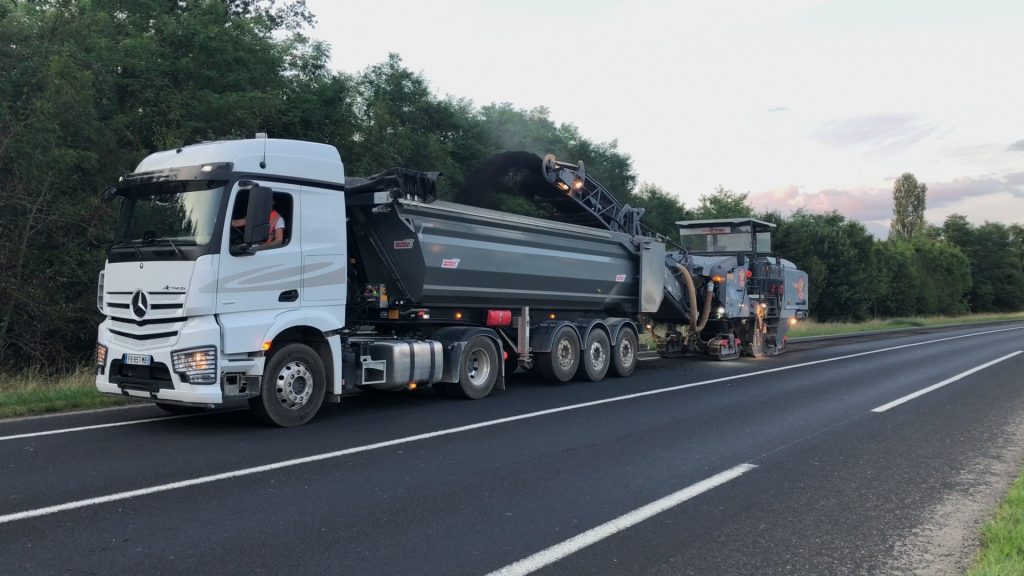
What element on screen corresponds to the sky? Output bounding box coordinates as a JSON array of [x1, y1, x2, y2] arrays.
[[304, 0, 1024, 237]]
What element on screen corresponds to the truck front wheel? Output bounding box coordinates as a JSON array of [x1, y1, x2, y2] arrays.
[[249, 343, 326, 427]]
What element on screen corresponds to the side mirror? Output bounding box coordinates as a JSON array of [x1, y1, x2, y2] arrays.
[[101, 186, 119, 202], [243, 185, 273, 245]]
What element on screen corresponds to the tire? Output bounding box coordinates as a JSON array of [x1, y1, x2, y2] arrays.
[[611, 328, 638, 378], [577, 329, 610, 382], [155, 403, 208, 415], [444, 336, 498, 399], [537, 326, 580, 382], [249, 343, 326, 427]]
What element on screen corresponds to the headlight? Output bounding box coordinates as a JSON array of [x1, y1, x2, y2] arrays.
[[96, 343, 108, 375], [171, 346, 218, 384], [96, 271, 105, 312]]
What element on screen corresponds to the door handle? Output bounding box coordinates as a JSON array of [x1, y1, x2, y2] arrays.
[[279, 289, 298, 302]]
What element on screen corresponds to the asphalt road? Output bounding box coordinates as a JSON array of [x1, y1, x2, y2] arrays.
[[2, 322, 1023, 575]]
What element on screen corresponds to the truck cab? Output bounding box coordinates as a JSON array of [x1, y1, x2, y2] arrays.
[[96, 138, 348, 425]]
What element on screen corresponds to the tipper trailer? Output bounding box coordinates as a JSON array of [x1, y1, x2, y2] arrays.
[[95, 137, 807, 426]]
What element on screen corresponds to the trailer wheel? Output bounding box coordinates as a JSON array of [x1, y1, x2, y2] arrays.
[[446, 336, 498, 399], [611, 328, 638, 378], [249, 343, 326, 427], [537, 326, 580, 382], [577, 329, 610, 382]]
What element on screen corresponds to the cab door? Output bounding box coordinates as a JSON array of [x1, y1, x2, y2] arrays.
[[216, 181, 301, 352]]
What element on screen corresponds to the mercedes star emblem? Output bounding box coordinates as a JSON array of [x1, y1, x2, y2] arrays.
[[130, 290, 150, 320]]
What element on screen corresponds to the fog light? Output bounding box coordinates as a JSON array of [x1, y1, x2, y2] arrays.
[[171, 346, 218, 384]]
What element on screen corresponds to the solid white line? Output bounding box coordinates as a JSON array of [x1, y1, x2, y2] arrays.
[[0, 409, 246, 443], [0, 326, 1019, 524], [872, 350, 1023, 413], [486, 463, 757, 576]]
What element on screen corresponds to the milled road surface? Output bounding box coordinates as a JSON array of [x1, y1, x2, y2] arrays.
[[1, 323, 1022, 575]]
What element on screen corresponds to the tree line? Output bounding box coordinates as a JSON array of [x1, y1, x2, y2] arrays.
[[1, 1, 1021, 370]]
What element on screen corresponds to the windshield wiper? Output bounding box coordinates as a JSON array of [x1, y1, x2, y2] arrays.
[[163, 237, 183, 258], [112, 241, 143, 259]]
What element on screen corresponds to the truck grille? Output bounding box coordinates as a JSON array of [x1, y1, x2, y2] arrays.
[[105, 291, 186, 349]]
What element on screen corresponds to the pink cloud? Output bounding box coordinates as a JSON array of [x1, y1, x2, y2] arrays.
[[750, 171, 1024, 226], [748, 185, 891, 221]]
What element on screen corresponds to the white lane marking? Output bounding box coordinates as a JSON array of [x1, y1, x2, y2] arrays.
[[872, 351, 1023, 413], [2, 326, 1019, 444], [0, 409, 246, 443], [486, 463, 757, 576], [0, 326, 1019, 524]]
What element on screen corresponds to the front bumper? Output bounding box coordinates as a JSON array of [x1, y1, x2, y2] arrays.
[[96, 316, 225, 405]]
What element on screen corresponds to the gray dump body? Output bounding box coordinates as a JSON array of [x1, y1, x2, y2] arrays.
[[350, 199, 666, 313]]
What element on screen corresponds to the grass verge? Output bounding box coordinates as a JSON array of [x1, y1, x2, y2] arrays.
[[0, 367, 129, 419], [788, 311, 1024, 339], [968, 472, 1024, 575]]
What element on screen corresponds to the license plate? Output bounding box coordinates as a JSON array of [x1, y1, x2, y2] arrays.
[[123, 353, 153, 366]]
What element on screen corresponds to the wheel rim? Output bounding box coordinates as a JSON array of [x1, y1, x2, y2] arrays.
[[618, 336, 635, 367], [588, 339, 607, 371], [556, 337, 575, 370], [466, 347, 492, 389], [275, 360, 314, 410]]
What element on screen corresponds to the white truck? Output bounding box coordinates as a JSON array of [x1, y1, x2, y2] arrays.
[[95, 137, 805, 426]]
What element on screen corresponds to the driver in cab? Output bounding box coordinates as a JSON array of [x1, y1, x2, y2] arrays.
[[231, 205, 285, 250]]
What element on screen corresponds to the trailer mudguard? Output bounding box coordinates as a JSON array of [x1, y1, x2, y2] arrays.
[[430, 326, 507, 390], [529, 321, 583, 354]]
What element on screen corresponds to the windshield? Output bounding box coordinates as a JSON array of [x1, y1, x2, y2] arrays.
[[679, 225, 754, 253], [111, 180, 225, 261]]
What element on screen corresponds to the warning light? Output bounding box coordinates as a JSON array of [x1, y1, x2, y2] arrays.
[[712, 275, 724, 283], [503, 350, 508, 360], [789, 317, 798, 326], [407, 382, 417, 390], [261, 341, 272, 351], [746, 270, 753, 279]]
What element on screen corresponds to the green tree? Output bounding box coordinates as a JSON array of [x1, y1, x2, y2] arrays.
[[873, 241, 920, 317], [940, 216, 1024, 312], [889, 172, 927, 241], [693, 186, 754, 219], [911, 239, 971, 315], [630, 183, 691, 240], [771, 211, 877, 321], [0, 0, 329, 368]]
